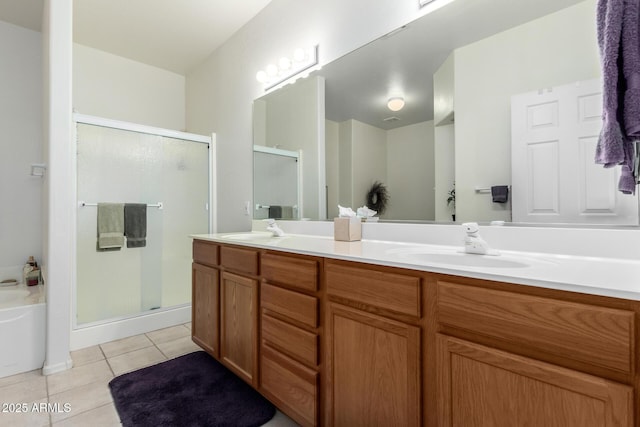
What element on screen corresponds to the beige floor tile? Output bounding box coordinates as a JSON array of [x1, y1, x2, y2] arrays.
[[0, 369, 43, 389], [51, 402, 120, 427], [107, 346, 166, 376], [0, 397, 50, 427], [100, 335, 152, 358], [262, 410, 300, 427], [183, 322, 192, 331], [47, 360, 113, 396], [49, 381, 113, 423], [0, 376, 47, 403], [70, 346, 104, 367], [156, 336, 201, 359], [145, 325, 189, 345]]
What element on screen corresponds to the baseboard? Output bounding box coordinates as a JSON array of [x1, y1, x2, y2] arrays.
[[42, 357, 74, 376], [70, 305, 191, 351]]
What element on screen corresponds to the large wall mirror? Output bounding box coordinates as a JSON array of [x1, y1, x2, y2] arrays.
[[253, 0, 640, 226]]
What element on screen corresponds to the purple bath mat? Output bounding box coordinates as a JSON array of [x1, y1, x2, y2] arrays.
[[109, 351, 275, 427]]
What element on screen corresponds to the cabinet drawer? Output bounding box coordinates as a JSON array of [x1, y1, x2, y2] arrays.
[[193, 240, 218, 267], [262, 313, 318, 367], [326, 262, 421, 318], [437, 281, 635, 374], [262, 283, 318, 328], [262, 253, 318, 292], [220, 245, 259, 275], [260, 345, 318, 427]]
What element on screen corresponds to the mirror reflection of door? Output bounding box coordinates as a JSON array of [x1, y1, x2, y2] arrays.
[[253, 146, 300, 220], [511, 79, 639, 224]]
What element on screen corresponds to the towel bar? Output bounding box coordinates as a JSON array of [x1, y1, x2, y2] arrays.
[[78, 201, 163, 210]]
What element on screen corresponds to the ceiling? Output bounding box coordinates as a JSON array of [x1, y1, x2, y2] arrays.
[[0, 0, 272, 75], [301, 0, 585, 130]]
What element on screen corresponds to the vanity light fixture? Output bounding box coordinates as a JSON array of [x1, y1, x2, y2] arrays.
[[256, 45, 319, 91], [387, 97, 405, 112], [419, 0, 457, 11]]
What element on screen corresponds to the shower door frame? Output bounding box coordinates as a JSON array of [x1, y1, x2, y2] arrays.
[[70, 113, 216, 345], [253, 144, 302, 219]]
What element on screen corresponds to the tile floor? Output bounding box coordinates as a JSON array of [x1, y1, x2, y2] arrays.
[[0, 323, 298, 427]]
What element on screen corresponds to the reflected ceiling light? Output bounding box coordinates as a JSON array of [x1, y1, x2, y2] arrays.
[[256, 45, 319, 91], [387, 97, 405, 112]]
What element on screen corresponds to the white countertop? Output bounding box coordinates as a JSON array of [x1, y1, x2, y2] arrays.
[[192, 232, 640, 301]]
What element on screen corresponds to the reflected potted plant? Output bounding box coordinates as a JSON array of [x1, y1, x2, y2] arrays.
[[447, 184, 456, 221]]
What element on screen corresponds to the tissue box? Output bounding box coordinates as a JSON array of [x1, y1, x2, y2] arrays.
[[334, 217, 361, 241]]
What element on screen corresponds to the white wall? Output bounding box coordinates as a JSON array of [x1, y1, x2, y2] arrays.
[[325, 120, 339, 219], [328, 118, 435, 220], [73, 44, 186, 130], [434, 124, 455, 221], [186, 0, 427, 231], [338, 120, 353, 209], [0, 21, 43, 272], [43, 0, 74, 375], [454, 0, 599, 223], [261, 77, 325, 219], [351, 120, 387, 212], [386, 121, 435, 220]]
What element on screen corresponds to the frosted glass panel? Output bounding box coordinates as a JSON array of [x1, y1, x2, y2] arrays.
[[253, 150, 298, 220], [76, 124, 209, 325]]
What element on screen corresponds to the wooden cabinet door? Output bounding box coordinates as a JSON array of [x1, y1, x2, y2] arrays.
[[325, 303, 421, 427], [437, 334, 633, 427], [191, 263, 219, 358], [220, 271, 258, 386]]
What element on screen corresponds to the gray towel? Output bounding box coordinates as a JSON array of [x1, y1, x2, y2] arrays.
[[97, 203, 124, 250], [268, 205, 282, 219], [125, 203, 147, 248], [491, 186, 509, 203]]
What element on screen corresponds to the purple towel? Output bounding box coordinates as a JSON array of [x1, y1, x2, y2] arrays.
[[595, 0, 639, 194]]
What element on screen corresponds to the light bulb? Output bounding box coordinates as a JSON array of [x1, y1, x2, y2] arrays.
[[279, 57, 292, 70], [293, 48, 306, 62], [387, 97, 405, 111], [266, 64, 278, 76], [256, 70, 268, 83]]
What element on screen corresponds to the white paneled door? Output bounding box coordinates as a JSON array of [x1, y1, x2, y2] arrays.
[[511, 79, 638, 225]]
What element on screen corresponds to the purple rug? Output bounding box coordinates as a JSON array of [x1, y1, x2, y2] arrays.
[[109, 351, 275, 427]]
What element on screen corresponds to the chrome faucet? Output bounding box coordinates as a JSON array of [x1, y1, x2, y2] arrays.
[[462, 222, 498, 255], [265, 219, 285, 237]]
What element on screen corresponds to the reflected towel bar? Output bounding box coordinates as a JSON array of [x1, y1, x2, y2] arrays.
[[78, 201, 163, 210], [474, 186, 511, 194]]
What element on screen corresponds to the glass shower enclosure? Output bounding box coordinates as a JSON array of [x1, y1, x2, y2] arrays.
[[74, 116, 211, 326]]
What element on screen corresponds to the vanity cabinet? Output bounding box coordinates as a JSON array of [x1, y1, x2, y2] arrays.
[[193, 239, 640, 426], [219, 245, 260, 387], [437, 334, 633, 427], [191, 241, 220, 358], [435, 278, 637, 427], [191, 262, 219, 357], [325, 260, 422, 427], [259, 252, 321, 427]]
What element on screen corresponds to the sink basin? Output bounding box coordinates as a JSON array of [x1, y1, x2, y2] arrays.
[[220, 232, 278, 241], [387, 246, 553, 269], [403, 252, 529, 268]]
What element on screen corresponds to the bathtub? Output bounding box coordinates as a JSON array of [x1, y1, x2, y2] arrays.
[[0, 280, 46, 378]]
